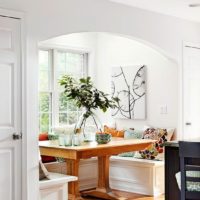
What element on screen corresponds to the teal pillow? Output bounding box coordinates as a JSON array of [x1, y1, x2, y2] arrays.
[[124, 129, 143, 139], [118, 152, 135, 157], [118, 129, 143, 157]]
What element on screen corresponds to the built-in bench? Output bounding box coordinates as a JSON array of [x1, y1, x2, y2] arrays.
[[39, 172, 77, 200], [44, 156, 164, 196], [110, 156, 164, 196]]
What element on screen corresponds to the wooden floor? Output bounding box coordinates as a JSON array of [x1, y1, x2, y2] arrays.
[[82, 190, 164, 200]]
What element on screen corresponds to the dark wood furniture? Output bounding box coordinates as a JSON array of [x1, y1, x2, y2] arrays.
[[179, 141, 200, 200], [165, 140, 200, 200], [165, 141, 180, 200], [39, 137, 154, 200]]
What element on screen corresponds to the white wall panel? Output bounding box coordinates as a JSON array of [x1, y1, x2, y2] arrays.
[[0, 149, 13, 200], [0, 29, 12, 50], [0, 64, 13, 127]]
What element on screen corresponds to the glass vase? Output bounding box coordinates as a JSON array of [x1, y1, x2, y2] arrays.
[[76, 110, 102, 142]]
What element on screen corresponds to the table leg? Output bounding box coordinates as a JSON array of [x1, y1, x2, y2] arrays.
[[66, 159, 83, 200], [81, 156, 122, 200], [97, 155, 111, 192]]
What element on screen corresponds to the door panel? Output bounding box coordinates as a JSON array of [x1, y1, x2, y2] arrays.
[[0, 149, 13, 200], [0, 64, 13, 127], [0, 16, 22, 200], [0, 29, 12, 49], [183, 45, 200, 139]]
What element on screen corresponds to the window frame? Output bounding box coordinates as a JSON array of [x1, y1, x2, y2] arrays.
[[39, 47, 88, 132]]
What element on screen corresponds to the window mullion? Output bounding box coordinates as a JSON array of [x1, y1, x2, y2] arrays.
[[52, 49, 59, 127], [83, 53, 88, 77], [48, 50, 53, 131]]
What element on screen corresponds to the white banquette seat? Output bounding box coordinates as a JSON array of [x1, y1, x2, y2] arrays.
[[44, 156, 164, 197], [39, 172, 77, 200]]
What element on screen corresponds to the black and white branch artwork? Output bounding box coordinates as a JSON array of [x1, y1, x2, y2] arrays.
[[111, 65, 146, 119]]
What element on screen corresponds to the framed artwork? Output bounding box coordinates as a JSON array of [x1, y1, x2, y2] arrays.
[[111, 65, 146, 119]]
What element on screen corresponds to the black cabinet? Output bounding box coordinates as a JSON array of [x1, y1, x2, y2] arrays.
[[165, 144, 180, 200], [165, 141, 200, 200]]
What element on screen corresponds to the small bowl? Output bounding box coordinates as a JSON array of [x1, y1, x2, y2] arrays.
[[96, 133, 111, 144]]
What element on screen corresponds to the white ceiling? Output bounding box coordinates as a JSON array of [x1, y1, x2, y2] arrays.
[[109, 0, 200, 22]]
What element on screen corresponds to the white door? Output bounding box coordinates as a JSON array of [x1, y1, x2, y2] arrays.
[[0, 16, 22, 200], [183, 44, 200, 139]]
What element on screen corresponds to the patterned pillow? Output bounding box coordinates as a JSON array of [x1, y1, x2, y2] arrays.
[[104, 125, 124, 137], [139, 128, 168, 159], [143, 126, 174, 141], [139, 144, 159, 159], [143, 128, 159, 140], [155, 128, 168, 153]]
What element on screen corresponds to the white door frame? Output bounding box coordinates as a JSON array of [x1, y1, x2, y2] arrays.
[[0, 8, 27, 200], [182, 41, 200, 139]]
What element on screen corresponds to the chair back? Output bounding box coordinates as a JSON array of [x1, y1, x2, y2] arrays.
[[179, 141, 200, 200]]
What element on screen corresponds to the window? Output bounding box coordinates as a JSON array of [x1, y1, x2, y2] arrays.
[[39, 49, 88, 133]]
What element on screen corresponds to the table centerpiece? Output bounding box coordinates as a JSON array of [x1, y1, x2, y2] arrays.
[[59, 75, 119, 142]]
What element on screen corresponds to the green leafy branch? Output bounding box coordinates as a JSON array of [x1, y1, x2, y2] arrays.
[[59, 75, 119, 122]]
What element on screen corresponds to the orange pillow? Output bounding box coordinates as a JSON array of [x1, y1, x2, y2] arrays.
[[39, 132, 56, 163], [39, 132, 48, 141], [104, 125, 124, 137]]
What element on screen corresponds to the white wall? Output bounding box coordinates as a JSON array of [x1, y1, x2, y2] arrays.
[[95, 33, 178, 130], [0, 0, 200, 199]]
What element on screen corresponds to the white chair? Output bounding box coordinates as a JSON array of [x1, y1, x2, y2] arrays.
[[39, 172, 77, 200]]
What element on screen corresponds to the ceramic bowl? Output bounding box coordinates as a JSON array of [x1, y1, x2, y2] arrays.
[[95, 133, 111, 144]]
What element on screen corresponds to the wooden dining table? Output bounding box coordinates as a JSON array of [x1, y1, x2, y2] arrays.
[[39, 137, 154, 200]]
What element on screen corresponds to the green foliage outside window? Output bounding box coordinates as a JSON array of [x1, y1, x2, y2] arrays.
[[39, 92, 51, 132]]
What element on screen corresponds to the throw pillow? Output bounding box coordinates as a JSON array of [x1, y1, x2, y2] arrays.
[[39, 160, 50, 180], [143, 126, 174, 141], [124, 128, 143, 139], [39, 132, 56, 163], [139, 143, 159, 160], [104, 125, 124, 137], [119, 128, 143, 157], [165, 128, 174, 141], [143, 128, 159, 140], [39, 132, 48, 141], [139, 128, 168, 160], [156, 128, 168, 153]]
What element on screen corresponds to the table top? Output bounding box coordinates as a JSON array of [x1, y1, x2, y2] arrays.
[[39, 137, 154, 151], [39, 138, 154, 160]]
